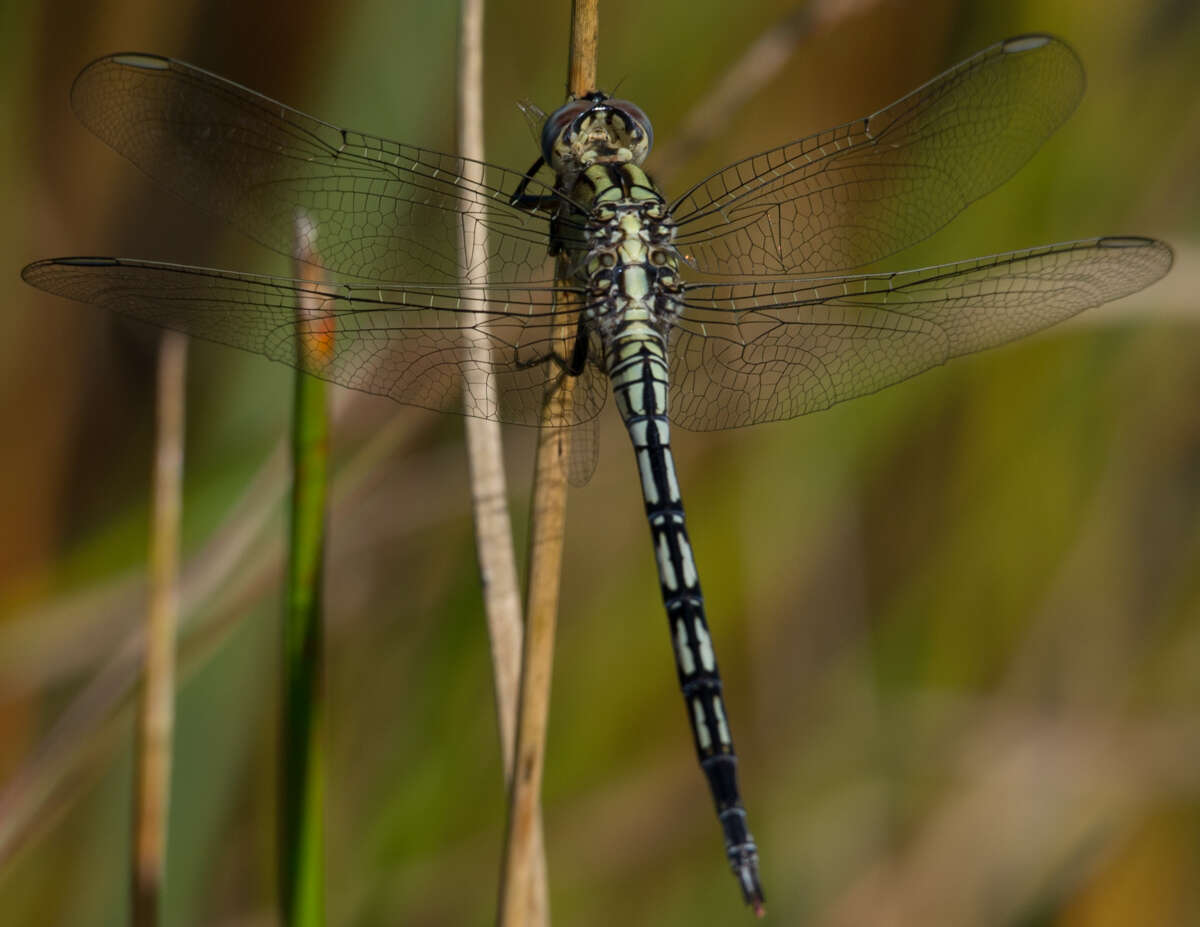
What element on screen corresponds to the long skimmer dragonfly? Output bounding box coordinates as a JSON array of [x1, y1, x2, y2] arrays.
[[23, 34, 1172, 913]]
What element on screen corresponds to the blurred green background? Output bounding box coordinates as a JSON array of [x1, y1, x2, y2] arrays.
[[1, 0, 1197, 924]]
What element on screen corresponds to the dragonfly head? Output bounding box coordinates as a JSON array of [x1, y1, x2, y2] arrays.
[[541, 91, 653, 174]]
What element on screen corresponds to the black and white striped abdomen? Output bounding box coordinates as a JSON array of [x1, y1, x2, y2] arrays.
[[574, 161, 762, 905]]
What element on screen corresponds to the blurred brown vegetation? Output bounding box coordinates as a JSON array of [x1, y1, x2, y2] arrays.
[[1, 0, 1197, 924]]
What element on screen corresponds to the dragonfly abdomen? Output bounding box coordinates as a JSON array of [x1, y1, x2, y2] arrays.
[[608, 326, 764, 907], [587, 162, 764, 910]]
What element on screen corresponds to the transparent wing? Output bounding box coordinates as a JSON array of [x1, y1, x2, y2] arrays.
[[566, 414, 601, 487], [668, 237, 1172, 430], [68, 53, 574, 286], [22, 257, 609, 427], [670, 35, 1085, 276]]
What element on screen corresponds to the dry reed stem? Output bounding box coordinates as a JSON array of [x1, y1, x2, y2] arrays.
[[131, 328, 187, 927], [457, 0, 549, 920], [497, 2, 599, 924], [457, 0, 526, 792]]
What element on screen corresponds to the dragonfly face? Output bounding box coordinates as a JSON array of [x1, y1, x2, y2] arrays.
[[541, 91, 654, 174]]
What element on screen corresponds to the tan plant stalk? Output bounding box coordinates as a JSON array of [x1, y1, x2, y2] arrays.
[[497, 1, 599, 924], [457, 0, 526, 801], [131, 328, 187, 927], [457, 0, 548, 921]]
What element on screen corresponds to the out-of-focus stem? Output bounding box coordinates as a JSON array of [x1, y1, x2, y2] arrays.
[[132, 328, 187, 927], [457, 0, 525, 792], [456, 0, 549, 922]]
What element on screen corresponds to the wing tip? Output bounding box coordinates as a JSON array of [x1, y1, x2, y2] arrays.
[[109, 52, 171, 71], [71, 52, 174, 116], [21, 256, 119, 295], [56, 256, 122, 267], [22, 256, 119, 275], [1097, 235, 1175, 279], [1098, 234, 1164, 250], [997, 32, 1084, 100], [73, 51, 170, 86], [1001, 34, 1055, 55]]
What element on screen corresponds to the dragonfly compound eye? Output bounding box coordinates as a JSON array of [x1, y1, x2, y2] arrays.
[[605, 98, 654, 159], [540, 98, 593, 164]]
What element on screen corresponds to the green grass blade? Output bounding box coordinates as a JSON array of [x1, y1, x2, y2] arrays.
[[280, 225, 329, 927]]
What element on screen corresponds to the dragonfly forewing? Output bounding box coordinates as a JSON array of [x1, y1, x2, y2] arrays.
[[69, 53, 581, 287], [670, 35, 1085, 277]]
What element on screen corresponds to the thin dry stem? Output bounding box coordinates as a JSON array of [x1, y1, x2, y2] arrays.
[[457, 0, 525, 791], [456, 0, 549, 922], [566, 0, 600, 95], [497, 3, 599, 925], [131, 328, 187, 927]]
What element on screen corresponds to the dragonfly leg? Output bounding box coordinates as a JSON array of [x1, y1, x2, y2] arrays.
[[516, 317, 589, 377], [509, 155, 558, 209]]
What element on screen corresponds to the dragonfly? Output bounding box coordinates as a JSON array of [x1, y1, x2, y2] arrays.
[[23, 34, 1172, 913]]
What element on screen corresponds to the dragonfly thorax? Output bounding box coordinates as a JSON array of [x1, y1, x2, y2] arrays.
[[541, 91, 653, 176], [579, 169, 683, 341]]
